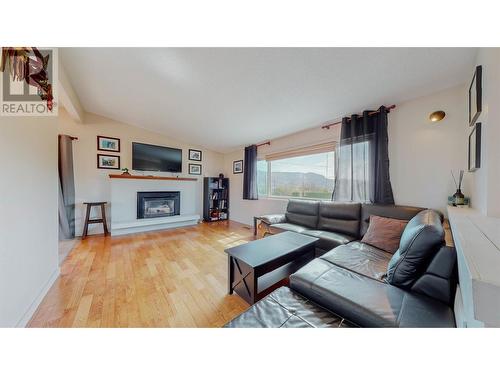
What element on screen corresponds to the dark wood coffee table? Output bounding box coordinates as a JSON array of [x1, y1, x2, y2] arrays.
[[225, 231, 318, 305]]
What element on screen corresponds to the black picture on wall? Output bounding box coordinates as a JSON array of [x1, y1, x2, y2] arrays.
[[189, 149, 202, 161], [468, 122, 481, 172], [468, 65, 482, 126], [189, 163, 202, 175]]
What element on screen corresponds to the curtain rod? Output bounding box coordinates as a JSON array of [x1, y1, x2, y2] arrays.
[[256, 141, 270, 148], [321, 104, 396, 130], [59, 134, 78, 140]]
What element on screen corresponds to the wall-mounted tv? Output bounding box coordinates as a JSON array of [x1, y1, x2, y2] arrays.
[[132, 142, 182, 173]]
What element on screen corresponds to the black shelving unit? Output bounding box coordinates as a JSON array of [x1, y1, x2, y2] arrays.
[[203, 177, 229, 222]]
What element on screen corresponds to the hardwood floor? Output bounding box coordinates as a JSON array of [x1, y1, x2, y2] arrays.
[[28, 221, 254, 327]]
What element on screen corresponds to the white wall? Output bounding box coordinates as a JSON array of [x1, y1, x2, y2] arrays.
[[224, 85, 468, 225], [0, 116, 59, 327], [468, 48, 500, 217], [389, 85, 468, 215], [57, 109, 225, 235]]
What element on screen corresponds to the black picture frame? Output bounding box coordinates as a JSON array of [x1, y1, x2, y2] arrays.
[[188, 163, 202, 175], [97, 154, 121, 170], [97, 135, 121, 152], [188, 149, 202, 161], [233, 160, 243, 174], [468, 65, 482, 126], [468, 122, 481, 172]]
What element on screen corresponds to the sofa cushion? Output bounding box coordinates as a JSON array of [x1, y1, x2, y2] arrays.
[[270, 223, 308, 234], [360, 204, 424, 237], [361, 215, 408, 254], [285, 200, 319, 229], [317, 202, 361, 237], [386, 210, 445, 288], [289, 259, 455, 327], [320, 242, 392, 280], [301, 230, 355, 251], [224, 286, 352, 328]]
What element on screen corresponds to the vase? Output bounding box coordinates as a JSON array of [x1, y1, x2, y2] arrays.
[[453, 189, 465, 206]]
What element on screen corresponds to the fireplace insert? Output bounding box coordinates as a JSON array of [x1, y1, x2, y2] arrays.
[[137, 191, 180, 219]]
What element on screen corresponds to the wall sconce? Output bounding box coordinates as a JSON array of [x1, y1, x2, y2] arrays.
[[429, 110, 446, 122]]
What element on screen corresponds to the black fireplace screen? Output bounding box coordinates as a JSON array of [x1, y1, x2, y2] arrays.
[[137, 191, 180, 219]]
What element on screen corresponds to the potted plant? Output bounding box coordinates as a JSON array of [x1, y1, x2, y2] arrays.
[[121, 167, 131, 176]]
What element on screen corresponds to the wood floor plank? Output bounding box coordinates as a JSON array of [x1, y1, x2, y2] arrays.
[[28, 221, 252, 328]]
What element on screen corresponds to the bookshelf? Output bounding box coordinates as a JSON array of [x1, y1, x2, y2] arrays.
[[203, 177, 229, 222]]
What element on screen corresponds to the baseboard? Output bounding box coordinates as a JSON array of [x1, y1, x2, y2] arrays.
[[16, 267, 60, 327]]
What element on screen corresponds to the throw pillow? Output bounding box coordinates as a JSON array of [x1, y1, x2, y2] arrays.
[[361, 215, 408, 254]]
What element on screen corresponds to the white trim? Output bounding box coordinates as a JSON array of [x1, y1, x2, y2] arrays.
[[16, 267, 60, 327]]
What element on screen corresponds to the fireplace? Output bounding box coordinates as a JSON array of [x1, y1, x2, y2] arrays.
[[137, 191, 180, 219]]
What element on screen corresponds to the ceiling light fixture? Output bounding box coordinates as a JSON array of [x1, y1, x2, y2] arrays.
[[429, 110, 446, 122]]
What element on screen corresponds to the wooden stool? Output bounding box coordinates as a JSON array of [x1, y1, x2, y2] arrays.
[[82, 202, 109, 239]]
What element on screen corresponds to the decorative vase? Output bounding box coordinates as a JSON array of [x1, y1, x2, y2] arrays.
[[453, 189, 465, 206]]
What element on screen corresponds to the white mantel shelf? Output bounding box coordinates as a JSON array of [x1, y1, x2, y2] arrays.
[[447, 206, 500, 327]]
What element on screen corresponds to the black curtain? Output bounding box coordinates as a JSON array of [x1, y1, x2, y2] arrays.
[[333, 106, 394, 204], [243, 144, 258, 200]]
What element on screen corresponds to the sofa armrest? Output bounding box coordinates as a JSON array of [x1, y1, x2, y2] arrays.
[[260, 214, 286, 225], [411, 246, 457, 306]]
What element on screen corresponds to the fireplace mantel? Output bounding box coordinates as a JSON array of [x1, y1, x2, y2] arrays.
[[109, 174, 198, 181]]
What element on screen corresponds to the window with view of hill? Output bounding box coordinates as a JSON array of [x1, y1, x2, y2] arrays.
[[257, 151, 335, 200]]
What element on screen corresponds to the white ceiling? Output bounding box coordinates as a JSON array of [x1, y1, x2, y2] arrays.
[[61, 48, 476, 152]]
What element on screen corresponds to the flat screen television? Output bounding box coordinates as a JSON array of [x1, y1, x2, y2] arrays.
[[132, 142, 182, 173]]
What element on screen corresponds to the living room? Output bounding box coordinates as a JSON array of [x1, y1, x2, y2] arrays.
[[1, 2, 499, 373]]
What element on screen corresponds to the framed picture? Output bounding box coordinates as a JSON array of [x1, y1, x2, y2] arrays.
[[468, 122, 481, 172], [97, 154, 121, 169], [97, 136, 121, 152], [188, 149, 202, 161], [233, 160, 243, 174], [468, 65, 482, 126], [188, 163, 202, 175]]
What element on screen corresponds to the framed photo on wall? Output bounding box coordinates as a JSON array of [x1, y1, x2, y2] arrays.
[[468, 122, 481, 172], [188, 149, 202, 161], [97, 154, 121, 169], [233, 160, 243, 174], [188, 163, 202, 175], [468, 65, 482, 126], [97, 135, 121, 152]]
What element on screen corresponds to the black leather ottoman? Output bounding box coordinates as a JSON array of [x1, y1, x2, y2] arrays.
[[224, 287, 355, 328]]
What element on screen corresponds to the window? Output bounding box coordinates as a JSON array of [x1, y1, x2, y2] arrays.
[[258, 150, 335, 200]]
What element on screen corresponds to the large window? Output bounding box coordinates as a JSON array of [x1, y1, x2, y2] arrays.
[[258, 150, 335, 200]]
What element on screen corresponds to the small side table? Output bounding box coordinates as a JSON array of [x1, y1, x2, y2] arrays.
[[253, 216, 262, 236], [82, 202, 109, 239]]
